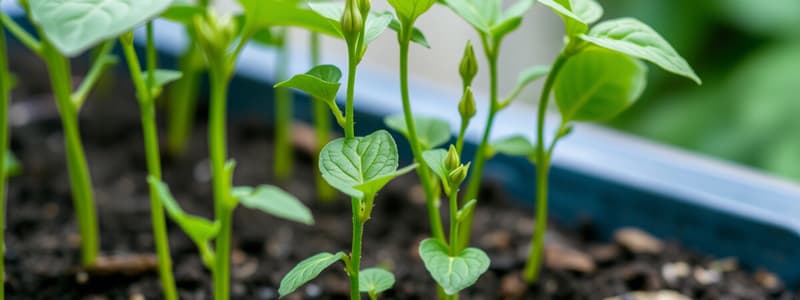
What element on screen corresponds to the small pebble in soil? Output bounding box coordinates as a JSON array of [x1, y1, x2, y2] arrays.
[[193, 158, 212, 183], [76, 271, 89, 284], [661, 261, 690, 284], [614, 228, 664, 254], [305, 283, 322, 298], [754, 270, 782, 290], [128, 293, 145, 300], [604, 290, 690, 300], [500, 272, 527, 300], [256, 286, 278, 300], [588, 243, 621, 264], [545, 243, 596, 273], [692, 266, 721, 285]]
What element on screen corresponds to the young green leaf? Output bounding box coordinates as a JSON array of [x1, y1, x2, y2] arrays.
[[161, 2, 204, 25], [579, 18, 702, 84], [537, 0, 602, 36], [388, 0, 436, 24], [421, 148, 449, 183], [502, 65, 550, 106], [554, 48, 648, 122], [147, 177, 221, 244], [28, 0, 172, 57], [143, 69, 183, 90], [238, 0, 340, 38], [363, 12, 394, 46], [384, 115, 451, 150], [418, 238, 490, 295], [490, 135, 537, 162], [443, 0, 533, 38], [359, 268, 396, 295], [4, 151, 21, 177], [388, 19, 431, 48], [320, 130, 414, 198], [232, 185, 314, 225], [279, 252, 347, 297], [276, 65, 342, 103]]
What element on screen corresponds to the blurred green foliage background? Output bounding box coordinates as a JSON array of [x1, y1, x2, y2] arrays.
[[604, 0, 800, 181]]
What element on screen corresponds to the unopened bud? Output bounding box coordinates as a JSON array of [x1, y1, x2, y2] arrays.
[[358, 0, 371, 15], [458, 86, 476, 120], [459, 41, 478, 87], [445, 145, 460, 171], [342, 0, 364, 37], [448, 163, 469, 186]]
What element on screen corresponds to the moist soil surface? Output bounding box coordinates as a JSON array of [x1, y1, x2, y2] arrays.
[[3, 52, 797, 300]]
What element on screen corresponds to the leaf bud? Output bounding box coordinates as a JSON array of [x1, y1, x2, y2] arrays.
[[459, 41, 478, 87], [458, 86, 476, 120], [445, 145, 460, 171], [342, 0, 364, 37], [448, 164, 469, 186]]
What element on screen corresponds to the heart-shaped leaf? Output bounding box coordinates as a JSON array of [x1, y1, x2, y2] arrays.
[[443, 0, 533, 39], [28, 0, 172, 57], [276, 64, 342, 103], [359, 268, 396, 296], [555, 48, 648, 122], [384, 115, 451, 150], [319, 130, 411, 198], [418, 238, 490, 295], [580, 18, 701, 84], [232, 185, 314, 225], [421, 149, 448, 183], [537, 0, 602, 36], [147, 177, 220, 244], [279, 252, 346, 297], [490, 135, 537, 161], [388, 0, 436, 24]]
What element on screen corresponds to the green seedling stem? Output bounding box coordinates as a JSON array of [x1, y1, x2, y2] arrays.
[[120, 23, 179, 300]]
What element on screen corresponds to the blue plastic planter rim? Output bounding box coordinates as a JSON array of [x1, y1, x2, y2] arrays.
[[4, 3, 800, 287]]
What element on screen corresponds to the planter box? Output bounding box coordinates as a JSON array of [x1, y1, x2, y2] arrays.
[[5, 4, 800, 287]]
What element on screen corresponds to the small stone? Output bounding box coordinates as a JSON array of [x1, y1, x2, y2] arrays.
[[89, 254, 159, 275], [661, 262, 690, 284], [128, 293, 145, 300], [515, 218, 535, 235], [614, 228, 663, 254], [193, 159, 212, 183], [588, 244, 620, 263], [500, 272, 526, 300], [709, 257, 738, 272], [544, 243, 595, 273], [256, 287, 278, 300], [232, 283, 247, 297], [76, 271, 89, 284], [408, 184, 426, 205], [232, 249, 248, 266], [692, 267, 721, 285], [604, 290, 691, 300], [481, 230, 512, 251], [233, 259, 259, 280], [305, 283, 322, 298], [67, 233, 82, 248], [754, 270, 782, 290]]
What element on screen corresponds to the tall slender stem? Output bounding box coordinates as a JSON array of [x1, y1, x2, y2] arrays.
[[310, 32, 336, 202], [0, 21, 11, 300], [523, 54, 568, 282], [120, 25, 178, 300], [209, 64, 232, 300], [458, 38, 499, 250], [344, 42, 357, 138], [348, 195, 365, 300], [398, 30, 446, 241], [41, 42, 99, 267], [274, 33, 293, 180]]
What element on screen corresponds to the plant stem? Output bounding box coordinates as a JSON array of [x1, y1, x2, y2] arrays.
[[310, 32, 336, 202], [0, 21, 11, 300], [349, 195, 365, 300], [120, 24, 178, 300], [166, 37, 203, 156], [209, 62, 233, 300], [458, 38, 499, 251], [398, 29, 446, 241], [273, 32, 293, 180], [41, 41, 99, 267], [345, 41, 357, 139], [523, 54, 568, 283]]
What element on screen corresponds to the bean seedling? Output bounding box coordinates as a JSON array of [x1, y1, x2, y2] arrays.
[[521, 0, 701, 282], [0, 0, 174, 267], [274, 0, 423, 298]]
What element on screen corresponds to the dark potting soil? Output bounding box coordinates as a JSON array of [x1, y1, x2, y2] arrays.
[[3, 52, 797, 300]]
